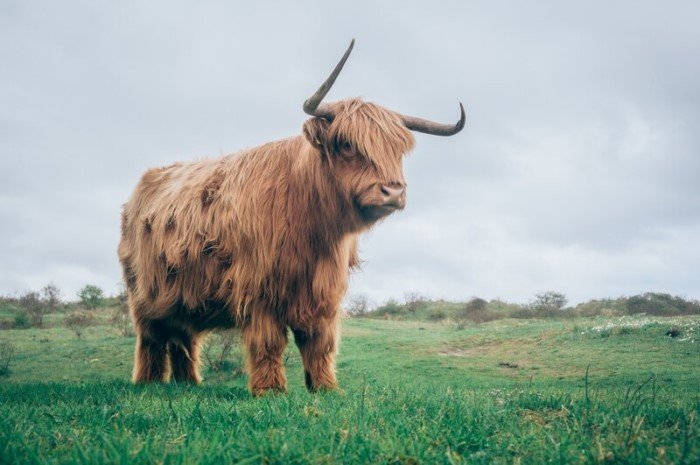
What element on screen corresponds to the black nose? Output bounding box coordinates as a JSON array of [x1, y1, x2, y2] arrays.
[[380, 184, 406, 209]]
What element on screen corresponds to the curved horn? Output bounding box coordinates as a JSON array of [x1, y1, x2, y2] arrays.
[[400, 103, 466, 136], [303, 39, 355, 120]]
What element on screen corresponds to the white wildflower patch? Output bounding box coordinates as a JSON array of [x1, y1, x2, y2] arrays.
[[578, 315, 700, 343], [488, 388, 530, 406]]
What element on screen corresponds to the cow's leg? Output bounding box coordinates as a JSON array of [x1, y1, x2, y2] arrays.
[[293, 315, 340, 392], [133, 319, 170, 383], [243, 312, 288, 396], [169, 330, 202, 384]]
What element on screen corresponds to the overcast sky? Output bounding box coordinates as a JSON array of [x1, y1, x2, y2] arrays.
[[1, 1, 698, 306]]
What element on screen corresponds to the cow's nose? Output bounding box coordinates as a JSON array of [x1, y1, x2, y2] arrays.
[[380, 185, 406, 209]]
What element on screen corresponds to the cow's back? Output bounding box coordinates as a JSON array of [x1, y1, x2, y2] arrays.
[[119, 156, 240, 322], [118, 139, 308, 326]]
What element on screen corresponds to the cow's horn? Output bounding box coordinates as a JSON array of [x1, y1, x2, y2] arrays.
[[303, 39, 355, 120], [400, 103, 466, 136]]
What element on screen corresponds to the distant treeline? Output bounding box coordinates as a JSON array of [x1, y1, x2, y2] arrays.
[[3, 285, 699, 332], [0, 284, 121, 330], [347, 292, 700, 326]]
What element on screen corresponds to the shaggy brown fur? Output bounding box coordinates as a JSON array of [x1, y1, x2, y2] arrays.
[[119, 99, 417, 394]]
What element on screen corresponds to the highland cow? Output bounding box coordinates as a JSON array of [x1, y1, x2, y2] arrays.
[[118, 40, 465, 395]]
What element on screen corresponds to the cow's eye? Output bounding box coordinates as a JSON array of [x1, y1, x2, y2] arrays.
[[339, 140, 353, 156]]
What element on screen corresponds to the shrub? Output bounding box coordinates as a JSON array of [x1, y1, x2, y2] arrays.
[[531, 291, 568, 316], [40, 283, 62, 313], [0, 296, 20, 314], [65, 311, 96, 338], [374, 299, 403, 317], [513, 292, 568, 319], [454, 298, 500, 329], [345, 294, 369, 317], [625, 293, 700, 316], [626, 294, 656, 315], [512, 305, 535, 319], [404, 292, 428, 313], [202, 330, 243, 373], [13, 311, 31, 329], [77, 285, 105, 310], [570, 299, 623, 317], [0, 341, 15, 377], [427, 309, 446, 321], [110, 291, 134, 337], [19, 291, 45, 327]]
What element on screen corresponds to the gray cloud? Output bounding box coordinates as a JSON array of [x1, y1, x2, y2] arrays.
[[1, 1, 698, 304]]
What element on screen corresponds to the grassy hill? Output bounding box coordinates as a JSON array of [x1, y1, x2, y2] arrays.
[[1, 307, 698, 464]]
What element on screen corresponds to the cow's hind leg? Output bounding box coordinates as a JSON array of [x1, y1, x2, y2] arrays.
[[243, 312, 288, 396], [293, 315, 340, 392], [169, 330, 202, 384], [133, 320, 169, 383]]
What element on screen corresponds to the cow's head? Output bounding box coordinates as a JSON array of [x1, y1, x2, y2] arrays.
[[301, 40, 465, 227]]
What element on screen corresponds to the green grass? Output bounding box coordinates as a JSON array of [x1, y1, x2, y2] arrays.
[[1, 314, 699, 464]]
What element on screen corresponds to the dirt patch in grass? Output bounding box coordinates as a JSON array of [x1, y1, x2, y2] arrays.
[[521, 408, 569, 426], [436, 335, 588, 379], [342, 326, 377, 337], [438, 336, 540, 357], [438, 341, 503, 357], [498, 361, 519, 369]]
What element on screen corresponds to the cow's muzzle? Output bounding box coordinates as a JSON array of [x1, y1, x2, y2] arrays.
[[379, 184, 406, 210]]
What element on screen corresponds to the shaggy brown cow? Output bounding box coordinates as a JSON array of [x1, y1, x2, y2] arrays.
[[118, 40, 465, 395]]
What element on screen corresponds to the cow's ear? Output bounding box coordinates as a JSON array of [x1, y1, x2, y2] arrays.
[[303, 117, 330, 152]]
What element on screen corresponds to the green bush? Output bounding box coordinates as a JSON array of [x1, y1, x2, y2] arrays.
[[0, 299, 20, 314], [454, 298, 501, 328], [427, 309, 446, 321], [374, 299, 404, 317], [570, 298, 624, 317], [13, 312, 31, 329], [625, 293, 700, 316], [77, 285, 105, 310], [512, 305, 535, 319]]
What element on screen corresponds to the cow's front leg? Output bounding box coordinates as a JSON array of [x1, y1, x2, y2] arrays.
[[132, 319, 169, 383], [293, 315, 340, 392], [169, 330, 202, 384], [243, 312, 288, 396]]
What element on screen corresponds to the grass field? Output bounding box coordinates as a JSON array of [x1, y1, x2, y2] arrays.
[[1, 312, 699, 464]]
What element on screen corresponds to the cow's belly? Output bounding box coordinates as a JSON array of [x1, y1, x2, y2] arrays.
[[171, 299, 237, 332]]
